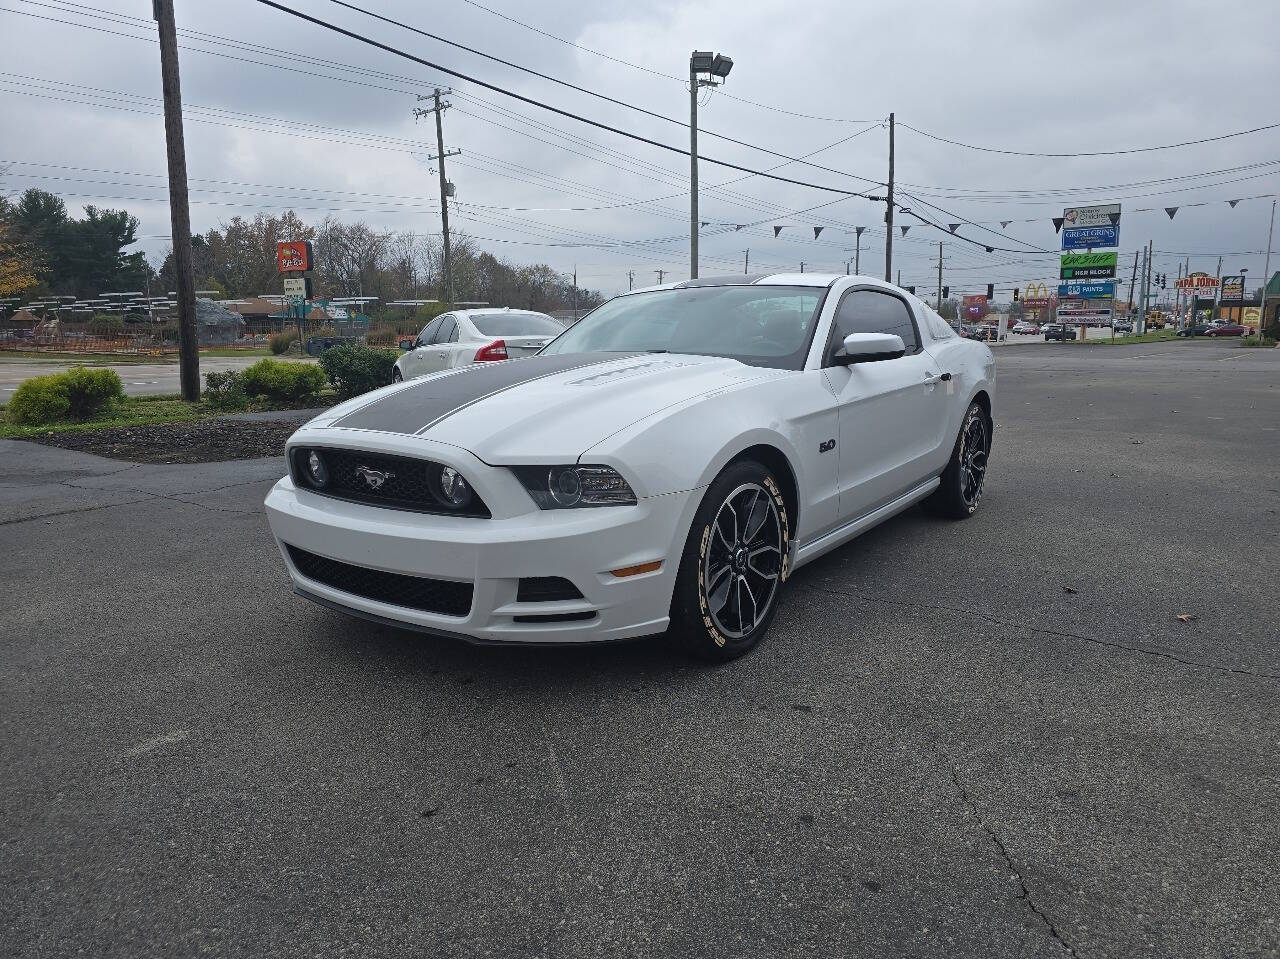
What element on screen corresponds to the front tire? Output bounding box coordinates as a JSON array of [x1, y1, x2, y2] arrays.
[[391, 367, 404, 383], [668, 461, 790, 662], [926, 401, 991, 519]]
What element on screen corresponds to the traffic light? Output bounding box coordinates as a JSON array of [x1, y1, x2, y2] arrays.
[[1013, 288, 1019, 301], [942, 286, 949, 298], [986, 283, 994, 299]]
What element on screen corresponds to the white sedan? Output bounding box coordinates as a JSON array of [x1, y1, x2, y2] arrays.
[[265, 274, 995, 661], [392, 308, 565, 381]]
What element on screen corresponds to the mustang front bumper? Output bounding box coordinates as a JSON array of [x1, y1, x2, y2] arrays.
[[264, 474, 699, 645]]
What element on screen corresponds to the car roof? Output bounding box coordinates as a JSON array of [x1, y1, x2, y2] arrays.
[[452, 308, 553, 317], [623, 272, 904, 296]]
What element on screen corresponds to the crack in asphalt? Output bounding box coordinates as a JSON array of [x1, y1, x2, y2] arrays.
[[798, 583, 1280, 681], [946, 765, 1081, 957], [0, 476, 274, 526]]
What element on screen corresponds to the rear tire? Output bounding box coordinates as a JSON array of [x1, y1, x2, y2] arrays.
[[391, 367, 403, 383], [925, 401, 991, 519], [668, 461, 790, 663]]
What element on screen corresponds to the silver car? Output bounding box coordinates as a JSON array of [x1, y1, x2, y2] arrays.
[[392, 308, 566, 382]]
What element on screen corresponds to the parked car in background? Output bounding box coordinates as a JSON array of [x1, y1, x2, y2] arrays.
[[393, 309, 565, 382], [1112, 320, 1133, 334], [1012, 321, 1040, 335], [1203, 322, 1250, 337], [1176, 323, 1213, 337], [1044, 323, 1077, 341], [973, 324, 998, 341]]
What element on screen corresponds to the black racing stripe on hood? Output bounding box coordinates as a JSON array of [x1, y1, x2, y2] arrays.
[[332, 353, 631, 435]]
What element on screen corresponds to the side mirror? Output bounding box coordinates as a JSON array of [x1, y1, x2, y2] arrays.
[[835, 331, 906, 365], [398, 338, 415, 351]]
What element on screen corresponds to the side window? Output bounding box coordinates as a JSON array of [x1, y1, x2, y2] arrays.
[[826, 290, 921, 364], [438, 316, 458, 343], [417, 316, 443, 346]]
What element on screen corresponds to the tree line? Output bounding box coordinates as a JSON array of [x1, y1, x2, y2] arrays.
[[0, 189, 604, 314]]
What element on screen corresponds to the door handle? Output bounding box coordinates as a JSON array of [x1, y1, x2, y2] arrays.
[[923, 371, 952, 385]]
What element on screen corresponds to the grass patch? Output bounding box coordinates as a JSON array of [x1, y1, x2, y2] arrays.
[[0, 391, 333, 439], [0, 347, 280, 363], [1068, 330, 1181, 346], [1240, 335, 1277, 348]]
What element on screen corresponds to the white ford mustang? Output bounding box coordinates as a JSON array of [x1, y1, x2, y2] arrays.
[[265, 273, 995, 661]]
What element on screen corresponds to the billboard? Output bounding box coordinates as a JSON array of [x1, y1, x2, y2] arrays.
[[1060, 251, 1117, 280], [1063, 204, 1121, 229], [1058, 281, 1116, 299], [1220, 275, 1245, 302], [1062, 225, 1119, 250], [962, 294, 987, 318], [282, 276, 312, 302], [275, 240, 313, 273], [1176, 272, 1219, 297], [1022, 282, 1052, 307]]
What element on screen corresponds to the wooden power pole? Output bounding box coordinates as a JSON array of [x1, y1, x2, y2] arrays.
[[415, 90, 461, 304], [153, 0, 199, 402]]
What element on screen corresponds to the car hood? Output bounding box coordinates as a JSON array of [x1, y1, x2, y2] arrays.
[[312, 352, 784, 462]]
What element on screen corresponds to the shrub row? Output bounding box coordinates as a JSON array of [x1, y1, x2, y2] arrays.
[[7, 367, 125, 425], [269, 329, 299, 355], [239, 359, 326, 400], [319, 345, 399, 398]]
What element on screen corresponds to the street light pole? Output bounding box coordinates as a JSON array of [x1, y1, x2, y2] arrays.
[[1261, 199, 1276, 335], [689, 56, 699, 281], [688, 52, 732, 282]]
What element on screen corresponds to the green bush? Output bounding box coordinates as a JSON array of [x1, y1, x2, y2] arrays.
[[7, 366, 124, 425], [203, 369, 249, 409], [269, 329, 299, 355], [1240, 334, 1277, 349], [320, 345, 400, 398], [240, 358, 326, 400], [87, 313, 124, 336]]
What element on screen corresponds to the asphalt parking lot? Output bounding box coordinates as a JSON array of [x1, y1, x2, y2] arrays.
[[2, 341, 1277, 958]]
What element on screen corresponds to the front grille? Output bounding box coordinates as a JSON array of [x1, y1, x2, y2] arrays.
[[517, 576, 584, 602], [291, 447, 490, 517], [287, 545, 473, 617], [513, 611, 597, 624]]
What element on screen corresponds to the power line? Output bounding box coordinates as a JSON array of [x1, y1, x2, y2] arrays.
[[321, 0, 884, 187], [899, 120, 1280, 158], [453, 0, 881, 124]]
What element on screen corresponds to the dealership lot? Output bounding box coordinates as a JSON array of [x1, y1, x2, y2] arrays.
[[2, 342, 1277, 958]]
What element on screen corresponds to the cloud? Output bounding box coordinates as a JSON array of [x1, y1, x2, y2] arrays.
[[2, 0, 1277, 298]]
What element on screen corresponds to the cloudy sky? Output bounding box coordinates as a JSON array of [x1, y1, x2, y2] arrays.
[[3, 0, 1279, 300]]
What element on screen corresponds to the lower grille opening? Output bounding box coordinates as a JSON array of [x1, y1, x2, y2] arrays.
[[286, 545, 472, 617], [513, 611, 597, 624], [516, 576, 584, 602]]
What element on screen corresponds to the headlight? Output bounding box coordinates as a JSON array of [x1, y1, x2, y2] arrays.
[[304, 449, 328, 487], [511, 465, 637, 509], [436, 465, 473, 509]]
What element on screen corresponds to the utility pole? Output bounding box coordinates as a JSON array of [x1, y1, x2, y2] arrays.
[[744, 248, 749, 274], [627, 270, 634, 291], [572, 266, 578, 321], [414, 90, 461, 304], [1212, 254, 1224, 317], [884, 112, 895, 283], [845, 258, 851, 275], [1143, 239, 1154, 333], [153, 0, 199, 402], [689, 59, 699, 280], [896, 268, 901, 288], [1260, 199, 1276, 335], [936, 241, 943, 310], [1141, 244, 1152, 330], [655, 269, 666, 284], [800, 261, 805, 273], [1127, 250, 1139, 314], [855, 226, 864, 275]]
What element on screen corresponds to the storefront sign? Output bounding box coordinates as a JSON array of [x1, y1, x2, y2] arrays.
[[1219, 275, 1245, 302], [1060, 251, 1117, 280], [1062, 225, 1119, 250], [1058, 281, 1116, 299], [275, 241, 313, 273], [1063, 204, 1121, 230], [1022, 282, 1052, 307]]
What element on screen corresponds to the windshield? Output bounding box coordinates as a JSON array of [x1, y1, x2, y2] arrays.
[[540, 285, 824, 370], [471, 313, 565, 337]]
